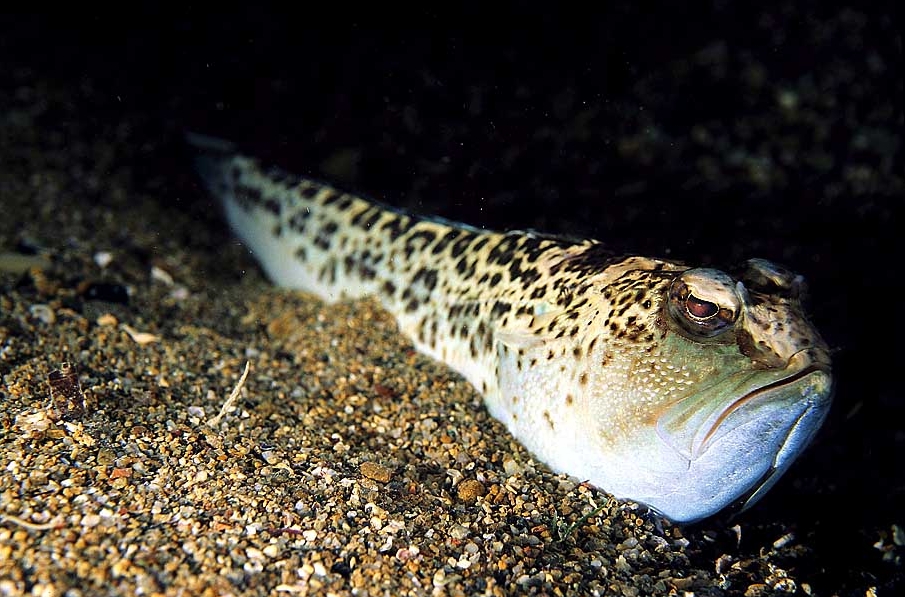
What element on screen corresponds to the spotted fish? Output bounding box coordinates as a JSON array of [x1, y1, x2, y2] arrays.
[[189, 134, 832, 522]]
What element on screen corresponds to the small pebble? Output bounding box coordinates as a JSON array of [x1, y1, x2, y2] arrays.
[[121, 324, 160, 345], [94, 251, 113, 268], [456, 479, 486, 502], [96, 313, 118, 326], [28, 304, 55, 324], [359, 461, 392, 483], [81, 514, 101, 528], [502, 457, 521, 476], [150, 266, 174, 285]]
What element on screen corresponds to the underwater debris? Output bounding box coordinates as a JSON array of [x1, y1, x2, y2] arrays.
[[207, 361, 251, 428], [121, 324, 160, 345], [47, 361, 84, 419]]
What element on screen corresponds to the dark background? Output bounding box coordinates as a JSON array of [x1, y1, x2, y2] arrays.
[[2, 2, 902, 593]]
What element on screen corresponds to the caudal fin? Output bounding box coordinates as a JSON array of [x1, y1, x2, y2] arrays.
[[185, 132, 239, 199]]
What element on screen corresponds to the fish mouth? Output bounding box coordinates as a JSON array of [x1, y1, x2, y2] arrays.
[[730, 364, 833, 512], [656, 353, 832, 474], [695, 363, 828, 459]]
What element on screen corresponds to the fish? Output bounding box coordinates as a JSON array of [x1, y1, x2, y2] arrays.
[[188, 133, 832, 522]]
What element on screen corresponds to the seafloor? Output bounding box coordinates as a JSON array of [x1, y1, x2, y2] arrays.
[[1, 3, 902, 596]]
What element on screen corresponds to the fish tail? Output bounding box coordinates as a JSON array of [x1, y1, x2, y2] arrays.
[[185, 132, 238, 196], [187, 133, 368, 299]]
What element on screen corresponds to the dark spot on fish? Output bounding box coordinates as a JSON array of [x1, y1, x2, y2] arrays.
[[263, 198, 280, 216], [335, 196, 354, 211], [450, 233, 474, 258], [488, 235, 517, 264], [297, 183, 320, 199], [288, 209, 310, 233], [320, 189, 342, 205], [543, 410, 555, 430], [491, 301, 511, 317], [381, 215, 415, 241], [431, 229, 462, 255], [472, 237, 490, 253], [351, 206, 382, 230]]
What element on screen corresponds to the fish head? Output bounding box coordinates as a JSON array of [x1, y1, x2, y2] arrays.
[[579, 258, 832, 522]]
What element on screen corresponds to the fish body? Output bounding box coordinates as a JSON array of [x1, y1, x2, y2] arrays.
[[190, 134, 832, 522]]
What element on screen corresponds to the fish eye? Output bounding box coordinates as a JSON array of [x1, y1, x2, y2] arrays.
[[738, 258, 804, 299], [668, 269, 740, 338], [684, 294, 719, 320]]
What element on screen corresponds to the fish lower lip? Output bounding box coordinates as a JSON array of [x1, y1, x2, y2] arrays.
[[646, 366, 831, 521], [733, 373, 831, 512], [697, 364, 828, 457], [656, 359, 832, 465]]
